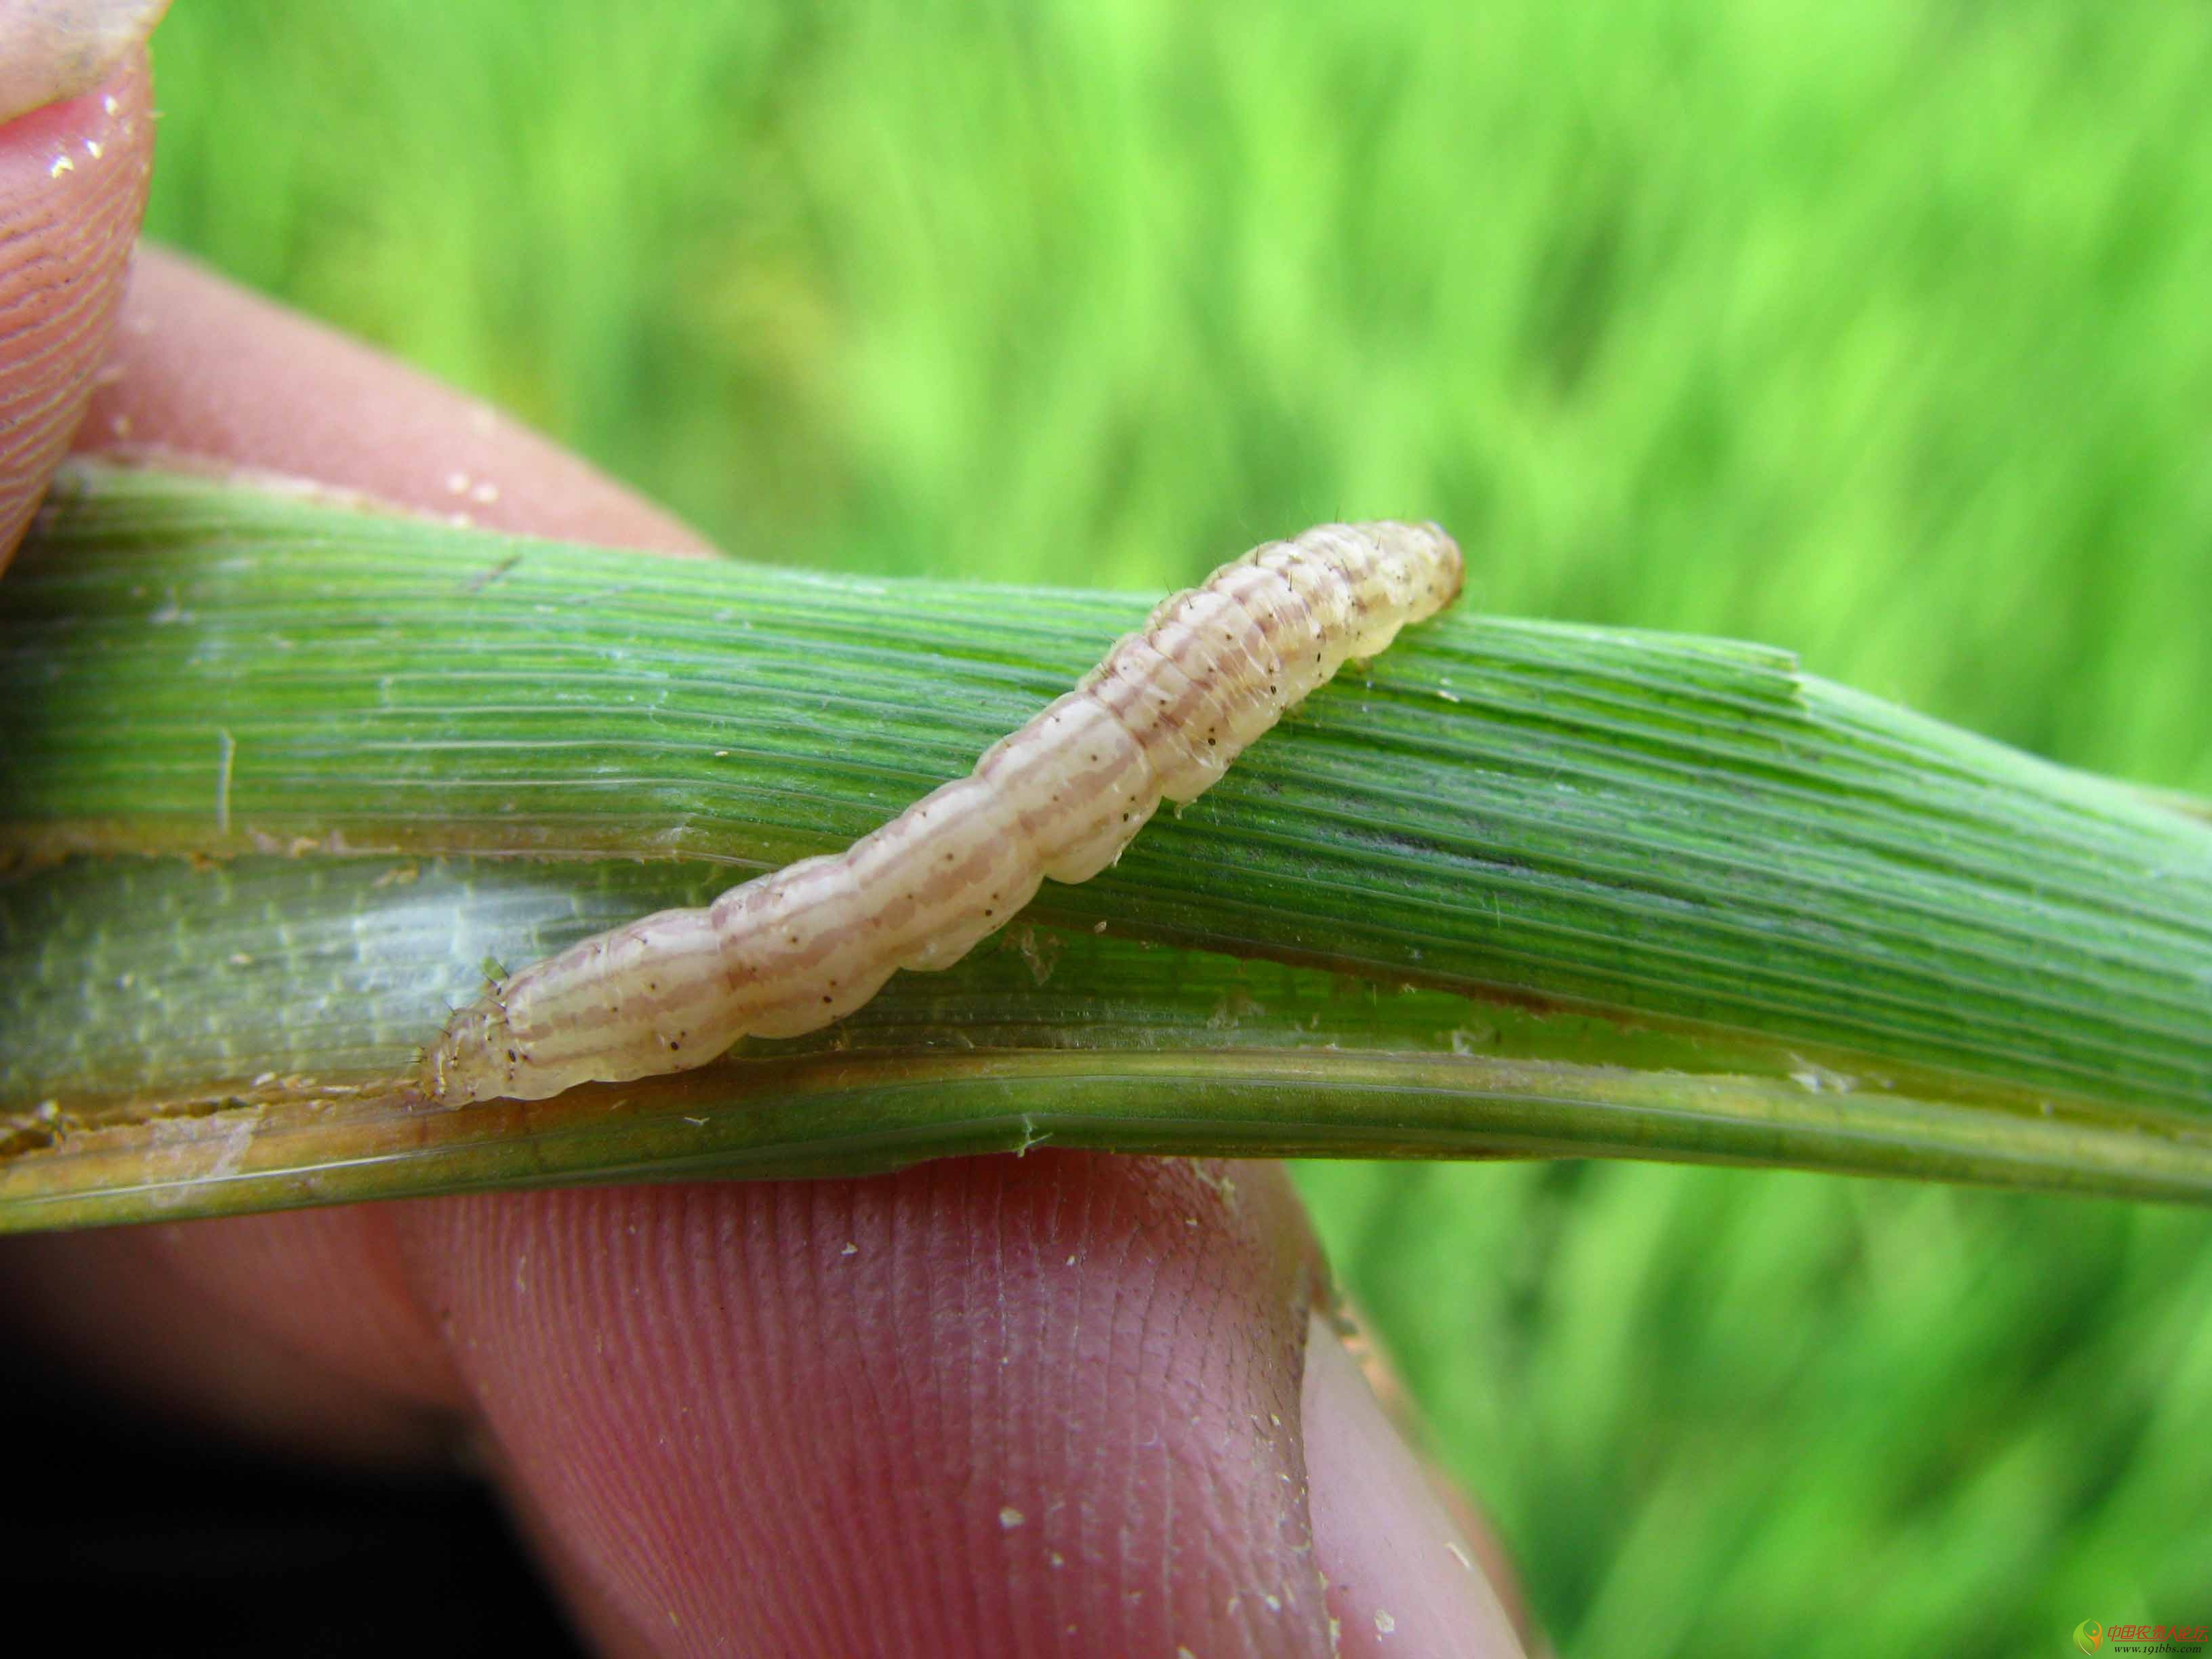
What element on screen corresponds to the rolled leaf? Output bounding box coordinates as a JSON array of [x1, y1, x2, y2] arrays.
[[1, 462, 2207, 1229]]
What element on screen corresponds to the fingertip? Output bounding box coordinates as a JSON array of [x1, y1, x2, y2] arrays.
[[1303, 1309, 1531, 1657], [76, 247, 720, 554], [399, 1158, 1344, 1656], [0, 47, 154, 570], [0, 1, 168, 125]]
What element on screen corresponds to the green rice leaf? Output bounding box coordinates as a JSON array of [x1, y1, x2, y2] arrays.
[[3, 462, 2206, 1229]]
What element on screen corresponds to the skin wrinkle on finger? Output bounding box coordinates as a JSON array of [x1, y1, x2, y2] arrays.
[[0, 51, 151, 568], [397, 1159, 1341, 1659], [75, 247, 716, 554]]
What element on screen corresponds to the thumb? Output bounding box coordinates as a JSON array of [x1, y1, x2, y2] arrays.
[[0, 7, 163, 569]]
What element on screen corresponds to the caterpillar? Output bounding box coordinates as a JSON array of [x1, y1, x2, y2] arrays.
[[420, 520, 1464, 1105]]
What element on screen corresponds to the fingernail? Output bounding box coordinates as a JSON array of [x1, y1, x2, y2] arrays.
[[0, 1, 170, 126], [1302, 1309, 1530, 1658]]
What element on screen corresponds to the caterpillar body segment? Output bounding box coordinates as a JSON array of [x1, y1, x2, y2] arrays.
[[422, 520, 1463, 1105]]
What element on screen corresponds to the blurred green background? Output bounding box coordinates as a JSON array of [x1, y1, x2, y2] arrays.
[[139, 1, 2211, 1650]]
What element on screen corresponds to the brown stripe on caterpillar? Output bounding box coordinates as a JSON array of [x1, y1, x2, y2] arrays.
[[419, 520, 1464, 1105]]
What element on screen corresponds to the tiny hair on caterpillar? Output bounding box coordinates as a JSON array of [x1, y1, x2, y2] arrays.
[[420, 520, 1463, 1105]]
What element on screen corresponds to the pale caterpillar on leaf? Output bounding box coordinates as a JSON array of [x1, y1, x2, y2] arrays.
[[420, 520, 1464, 1105]]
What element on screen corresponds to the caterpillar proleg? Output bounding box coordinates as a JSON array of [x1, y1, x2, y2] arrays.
[[421, 520, 1464, 1104]]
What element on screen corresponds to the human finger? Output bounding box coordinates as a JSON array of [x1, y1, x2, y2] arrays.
[[5, 247, 1526, 1652], [0, 28, 155, 568], [74, 244, 712, 553]]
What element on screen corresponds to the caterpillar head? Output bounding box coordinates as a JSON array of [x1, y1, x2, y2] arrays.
[[419, 997, 516, 1107]]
